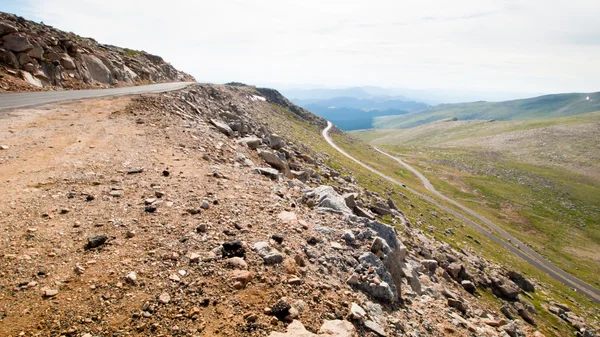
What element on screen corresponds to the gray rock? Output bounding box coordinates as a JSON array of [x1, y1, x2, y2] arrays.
[[81, 54, 113, 84], [461, 280, 476, 293], [253, 242, 283, 265], [268, 133, 283, 149], [420, 259, 438, 275], [258, 149, 288, 171], [507, 270, 535, 292], [448, 298, 467, 314], [349, 302, 366, 319], [342, 231, 355, 243], [237, 137, 262, 149], [364, 320, 387, 336], [498, 283, 520, 300], [343, 193, 357, 209], [255, 167, 279, 179], [314, 186, 353, 215], [356, 252, 398, 302], [401, 260, 422, 295], [209, 119, 234, 136], [2, 34, 33, 52]]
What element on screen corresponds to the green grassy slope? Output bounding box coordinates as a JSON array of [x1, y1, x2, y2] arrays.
[[373, 91, 600, 129]]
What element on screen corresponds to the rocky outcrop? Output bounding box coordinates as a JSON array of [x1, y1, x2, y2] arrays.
[[0, 11, 194, 91]]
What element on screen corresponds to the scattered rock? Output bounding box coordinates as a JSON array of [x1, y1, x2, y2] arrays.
[[85, 234, 108, 249], [253, 242, 283, 265]]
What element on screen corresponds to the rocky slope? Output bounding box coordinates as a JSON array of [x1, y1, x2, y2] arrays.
[[0, 11, 194, 92], [0, 84, 597, 337]]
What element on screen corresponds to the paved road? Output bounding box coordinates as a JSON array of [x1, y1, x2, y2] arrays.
[[323, 121, 600, 304], [0, 82, 196, 111]]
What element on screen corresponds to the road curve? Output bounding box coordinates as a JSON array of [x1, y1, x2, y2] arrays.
[[0, 82, 196, 111], [322, 121, 600, 304]]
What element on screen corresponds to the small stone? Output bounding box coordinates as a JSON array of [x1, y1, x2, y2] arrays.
[[126, 272, 137, 284], [201, 200, 210, 210], [0, 145, 8, 150], [169, 274, 181, 282], [189, 253, 201, 262], [196, 223, 208, 233], [145, 205, 157, 213], [110, 190, 124, 197], [86, 234, 108, 249], [158, 292, 171, 304], [26, 228, 37, 233], [74, 264, 85, 275], [226, 257, 248, 269], [272, 299, 292, 320], [342, 231, 355, 243], [330, 242, 343, 250], [288, 277, 302, 285], [245, 313, 259, 322], [271, 234, 284, 244], [231, 270, 254, 287], [86, 195, 95, 201], [346, 274, 359, 285], [126, 230, 135, 238], [44, 289, 58, 297]]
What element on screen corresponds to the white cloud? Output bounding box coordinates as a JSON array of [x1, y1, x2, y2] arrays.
[[15, 0, 600, 94]]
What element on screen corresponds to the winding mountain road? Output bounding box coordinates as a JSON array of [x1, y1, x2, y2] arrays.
[[0, 82, 196, 111], [322, 121, 600, 304]]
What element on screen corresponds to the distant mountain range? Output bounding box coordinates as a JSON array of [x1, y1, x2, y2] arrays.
[[374, 91, 600, 129], [285, 89, 429, 131]]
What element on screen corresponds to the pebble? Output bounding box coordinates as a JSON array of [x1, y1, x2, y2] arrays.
[[126, 272, 137, 284], [0, 145, 8, 150], [158, 292, 171, 304], [226, 257, 248, 269], [44, 289, 58, 297]]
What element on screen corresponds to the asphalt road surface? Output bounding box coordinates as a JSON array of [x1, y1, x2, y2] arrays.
[[322, 121, 600, 304], [0, 82, 196, 111]]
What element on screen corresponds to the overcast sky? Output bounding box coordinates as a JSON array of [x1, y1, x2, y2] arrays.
[[4, 0, 600, 95]]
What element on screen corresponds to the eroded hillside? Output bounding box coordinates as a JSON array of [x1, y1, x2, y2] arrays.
[[0, 84, 598, 337], [0, 11, 194, 92]]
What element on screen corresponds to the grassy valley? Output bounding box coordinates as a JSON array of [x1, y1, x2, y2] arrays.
[[353, 111, 600, 288]]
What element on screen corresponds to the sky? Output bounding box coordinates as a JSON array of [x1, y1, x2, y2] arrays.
[[3, 0, 600, 97]]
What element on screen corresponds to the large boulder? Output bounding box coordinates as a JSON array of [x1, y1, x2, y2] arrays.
[[366, 220, 408, 296], [507, 270, 535, 292], [259, 149, 288, 171], [237, 137, 262, 149], [355, 252, 398, 302], [0, 22, 18, 36], [81, 54, 113, 84], [314, 186, 353, 215], [2, 34, 33, 52], [27, 42, 43, 60], [20, 70, 43, 87], [1, 50, 19, 69], [60, 53, 76, 69]]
